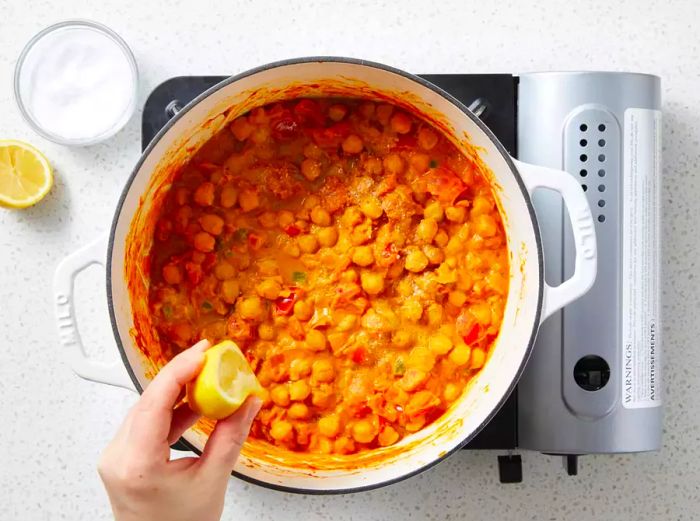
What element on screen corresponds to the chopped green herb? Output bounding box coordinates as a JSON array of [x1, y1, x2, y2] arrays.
[[292, 271, 307, 283], [162, 304, 173, 318], [233, 228, 250, 242], [429, 159, 439, 168], [201, 300, 213, 311], [224, 250, 233, 258], [393, 357, 406, 376]]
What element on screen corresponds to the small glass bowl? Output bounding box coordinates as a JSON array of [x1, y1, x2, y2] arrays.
[[14, 20, 139, 146]]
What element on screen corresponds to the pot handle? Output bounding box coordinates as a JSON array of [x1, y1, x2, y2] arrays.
[[53, 235, 134, 390], [514, 159, 598, 322]]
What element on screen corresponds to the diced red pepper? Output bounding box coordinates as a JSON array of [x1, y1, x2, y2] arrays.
[[201, 253, 217, 272], [293, 99, 325, 126], [284, 224, 302, 237], [184, 261, 203, 285], [351, 347, 368, 364], [352, 403, 372, 418], [274, 292, 298, 315], [421, 165, 467, 203], [247, 232, 263, 250], [463, 323, 481, 345], [310, 122, 352, 148]]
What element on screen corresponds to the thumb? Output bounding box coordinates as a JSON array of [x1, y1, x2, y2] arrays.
[[197, 397, 262, 479]]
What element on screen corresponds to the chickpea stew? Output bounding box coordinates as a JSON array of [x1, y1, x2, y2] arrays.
[[149, 97, 508, 455]]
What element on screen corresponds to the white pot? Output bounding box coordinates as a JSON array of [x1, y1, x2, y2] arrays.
[[54, 58, 597, 493]]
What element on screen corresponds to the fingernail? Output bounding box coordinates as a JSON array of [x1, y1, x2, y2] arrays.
[[246, 397, 263, 422]]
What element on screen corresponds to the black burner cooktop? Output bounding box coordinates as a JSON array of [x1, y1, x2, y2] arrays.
[[143, 74, 519, 459]]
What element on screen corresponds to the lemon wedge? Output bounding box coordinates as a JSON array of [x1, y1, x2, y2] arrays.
[[187, 340, 263, 420], [0, 140, 53, 209]]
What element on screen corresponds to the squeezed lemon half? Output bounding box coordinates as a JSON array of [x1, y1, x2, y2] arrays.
[[0, 140, 53, 209], [186, 340, 263, 420]]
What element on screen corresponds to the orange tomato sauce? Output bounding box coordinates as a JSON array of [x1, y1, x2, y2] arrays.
[[148, 97, 508, 455]]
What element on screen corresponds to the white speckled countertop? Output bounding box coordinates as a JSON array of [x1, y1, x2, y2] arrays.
[[2, 0, 699, 519]]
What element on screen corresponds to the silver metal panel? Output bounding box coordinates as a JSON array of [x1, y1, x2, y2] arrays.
[[517, 72, 662, 454]]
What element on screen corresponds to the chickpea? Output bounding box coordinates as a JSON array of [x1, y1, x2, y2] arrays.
[[428, 334, 453, 355], [258, 322, 275, 340], [410, 153, 430, 173], [250, 126, 270, 145], [359, 101, 376, 119], [390, 112, 412, 134], [199, 214, 224, 236], [392, 330, 413, 348], [193, 231, 215, 252], [292, 300, 313, 321], [312, 384, 335, 407], [399, 368, 428, 391], [317, 227, 338, 247], [162, 264, 182, 285], [423, 244, 444, 265], [470, 347, 486, 369], [405, 249, 429, 272], [301, 158, 322, 181], [257, 258, 279, 276], [303, 141, 323, 159], [434, 229, 449, 247], [486, 271, 508, 295], [288, 402, 310, 419], [239, 189, 259, 212], [443, 382, 461, 402], [475, 213, 497, 237], [364, 156, 383, 174], [269, 419, 293, 441], [471, 195, 493, 216], [407, 346, 436, 372], [238, 296, 263, 320], [312, 359, 335, 382], [378, 426, 399, 446], [335, 313, 357, 331], [193, 182, 215, 206], [446, 206, 467, 223], [278, 210, 295, 228], [289, 358, 312, 380], [416, 218, 438, 243], [328, 104, 348, 122], [221, 280, 240, 304], [342, 134, 364, 154], [230, 116, 254, 141], [352, 246, 374, 267], [220, 184, 238, 208], [361, 271, 385, 295], [310, 206, 331, 226], [352, 420, 376, 444], [306, 329, 327, 350], [383, 153, 404, 175], [448, 290, 467, 307], [341, 206, 364, 227], [449, 342, 471, 366], [298, 234, 319, 254], [400, 300, 423, 322], [340, 269, 359, 283], [214, 261, 236, 280], [256, 279, 282, 300], [303, 194, 321, 209], [289, 379, 311, 401], [470, 302, 492, 325], [258, 211, 277, 228], [360, 196, 383, 219], [318, 414, 341, 437], [270, 385, 290, 406], [424, 200, 444, 221], [283, 242, 301, 258], [417, 127, 439, 150], [426, 303, 443, 327]]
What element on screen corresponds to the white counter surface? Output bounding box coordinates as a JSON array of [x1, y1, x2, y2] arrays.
[[2, 0, 699, 519]]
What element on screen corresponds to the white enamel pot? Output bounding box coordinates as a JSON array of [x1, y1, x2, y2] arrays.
[[53, 57, 597, 494]]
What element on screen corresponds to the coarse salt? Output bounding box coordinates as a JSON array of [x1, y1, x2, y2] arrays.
[[18, 24, 136, 143]]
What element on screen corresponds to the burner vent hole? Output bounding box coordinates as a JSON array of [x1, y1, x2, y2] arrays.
[[598, 215, 606, 223], [580, 139, 588, 146], [598, 154, 606, 162], [582, 184, 588, 192], [580, 123, 588, 131], [598, 123, 606, 131], [580, 154, 588, 162], [598, 184, 606, 192], [598, 200, 605, 208], [598, 139, 606, 147], [580, 169, 588, 177], [598, 169, 606, 177]]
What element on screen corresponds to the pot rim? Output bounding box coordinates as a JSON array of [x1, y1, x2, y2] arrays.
[[106, 56, 544, 494]]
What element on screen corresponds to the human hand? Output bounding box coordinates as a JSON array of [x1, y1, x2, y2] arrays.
[[98, 339, 262, 521]]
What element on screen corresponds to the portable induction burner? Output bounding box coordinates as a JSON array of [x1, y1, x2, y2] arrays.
[[144, 71, 662, 483]]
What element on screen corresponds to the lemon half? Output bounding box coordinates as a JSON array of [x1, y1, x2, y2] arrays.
[[186, 340, 263, 420], [0, 140, 53, 209]]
